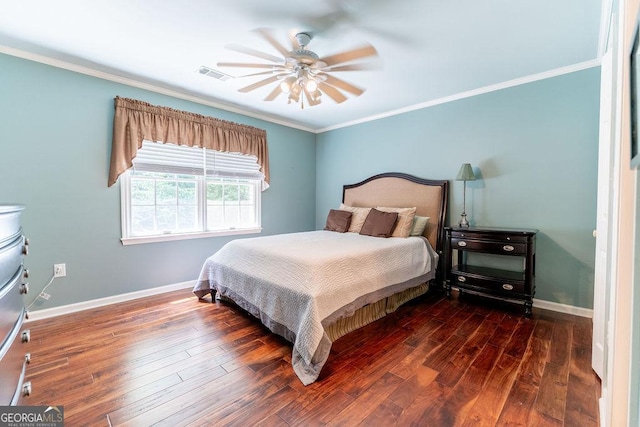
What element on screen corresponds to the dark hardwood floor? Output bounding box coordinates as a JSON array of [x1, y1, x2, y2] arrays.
[[18, 287, 600, 426]]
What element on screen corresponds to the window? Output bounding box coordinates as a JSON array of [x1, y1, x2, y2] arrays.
[[121, 141, 263, 245]]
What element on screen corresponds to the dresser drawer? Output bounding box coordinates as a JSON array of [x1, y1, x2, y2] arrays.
[[450, 237, 526, 255], [0, 308, 29, 405], [0, 206, 24, 243], [451, 273, 526, 295], [0, 235, 26, 288], [0, 268, 25, 345]]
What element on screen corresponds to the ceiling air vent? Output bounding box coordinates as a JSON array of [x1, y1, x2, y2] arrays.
[[197, 66, 232, 81]]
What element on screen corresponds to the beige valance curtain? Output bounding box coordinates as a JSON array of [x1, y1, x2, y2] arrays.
[[108, 96, 269, 187]]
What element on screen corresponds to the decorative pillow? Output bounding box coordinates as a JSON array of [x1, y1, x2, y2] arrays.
[[376, 207, 417, 238], [339, 203, 372, 233], [410, 216, 430, 236], [359, 208, 398, 238], [324, 209, 352, 233]]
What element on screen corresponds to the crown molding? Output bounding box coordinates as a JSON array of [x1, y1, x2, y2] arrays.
[[0, 44, 316, 133], [316, 58, 602, 133], [1, 44, 600, 135]]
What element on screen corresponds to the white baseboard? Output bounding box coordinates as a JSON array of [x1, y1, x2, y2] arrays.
[[533, 298, 593, 318], [25, 281, 593, 322], [25, 280, 196, 322], [451, 286, 593, 318]]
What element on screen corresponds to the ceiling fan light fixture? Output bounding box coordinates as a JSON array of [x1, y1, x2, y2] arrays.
[[304, 77, 318, 92], [280, 76, 296, 93]]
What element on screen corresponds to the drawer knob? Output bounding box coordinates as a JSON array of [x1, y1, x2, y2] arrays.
[[458, 241, 467, 247], [502, 284, 514, 291], [22, 381, 32, 397], [502, 245, 515, 252], [25, 352, 31, 364], [20, 283, 29, 294], [21, 330, 31, 343], [457, 276, 466, 282]]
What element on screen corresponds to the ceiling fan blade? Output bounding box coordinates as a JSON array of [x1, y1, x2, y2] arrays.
[[323, 75, 364, 96], [226, 44, 284, 64], [238, 75, 282, 93], [264, 85, 283, 101], [320, 45, 378, 67], [217, 62, 277, 69], [322, 63, 379, 72], [238, 70, 286, 78], [319, 82, 347, 104], [255, 28, 290, 57]]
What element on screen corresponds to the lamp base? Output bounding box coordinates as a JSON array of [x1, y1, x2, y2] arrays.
[[458, 213, 470, 228]]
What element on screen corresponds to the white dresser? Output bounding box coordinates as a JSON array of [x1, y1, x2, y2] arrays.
[[0, 205, 31, 405]]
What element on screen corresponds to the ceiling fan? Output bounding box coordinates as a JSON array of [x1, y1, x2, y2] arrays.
[[217, 29, 379, 108]]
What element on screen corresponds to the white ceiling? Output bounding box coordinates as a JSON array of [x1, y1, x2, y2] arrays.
[[0, 0, 604, 132]]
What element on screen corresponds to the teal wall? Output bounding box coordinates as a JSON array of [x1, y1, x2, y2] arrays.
[[0, 53, 316, 310], [316, 67, 600, 309], [0, 51, 600, 311]]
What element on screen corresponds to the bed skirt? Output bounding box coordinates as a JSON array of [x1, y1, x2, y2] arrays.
[[208, 282, 429, 344], [325, 282, 429, 342]]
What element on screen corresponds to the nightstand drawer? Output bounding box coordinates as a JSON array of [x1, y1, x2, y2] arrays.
[[450, 238, 526, 255], [452, 273, 526, 295], [450, 230, 532, 243]]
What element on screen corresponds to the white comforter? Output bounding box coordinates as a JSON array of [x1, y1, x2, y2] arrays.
[[194, 230, 438, 384]]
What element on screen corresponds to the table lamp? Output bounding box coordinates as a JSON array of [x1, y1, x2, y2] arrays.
[[456, 163, 476, 228]]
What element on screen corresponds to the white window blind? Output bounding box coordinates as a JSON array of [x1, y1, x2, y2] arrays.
[[206, 150, 263, 180], [132, 140, 265, 182]]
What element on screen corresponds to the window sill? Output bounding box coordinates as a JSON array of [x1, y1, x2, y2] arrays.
[[121, 228, 262, 246]]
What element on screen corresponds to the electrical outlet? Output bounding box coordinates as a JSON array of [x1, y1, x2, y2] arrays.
[[53, 263, 66, 278]]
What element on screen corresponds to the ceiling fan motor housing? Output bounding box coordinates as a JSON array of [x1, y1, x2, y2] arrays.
[[290, 49, 319, 65], [288, 32, 319, 65]]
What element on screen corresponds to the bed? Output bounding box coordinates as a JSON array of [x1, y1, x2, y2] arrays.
[[194, 172, 448, 385]]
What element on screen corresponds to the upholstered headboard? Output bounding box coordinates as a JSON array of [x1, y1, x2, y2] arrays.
[[342, 172, 448, 255]]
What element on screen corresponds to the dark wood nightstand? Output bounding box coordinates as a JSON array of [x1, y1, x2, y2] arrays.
[[444, 226, 537, 317]]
